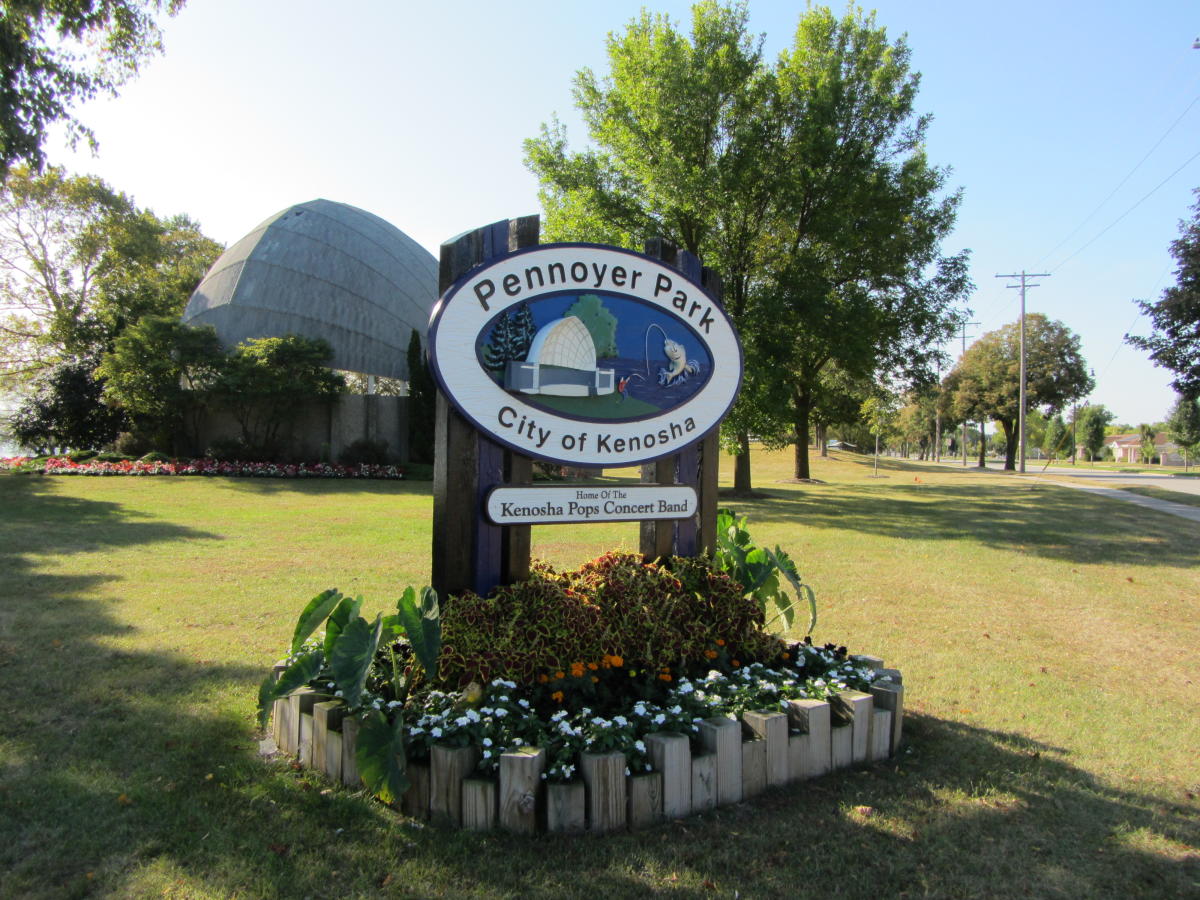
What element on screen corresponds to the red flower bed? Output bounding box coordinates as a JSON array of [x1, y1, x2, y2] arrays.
[[19, 457, 404, 479]]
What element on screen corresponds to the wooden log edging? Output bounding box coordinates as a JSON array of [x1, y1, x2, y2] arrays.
[[268, 660, 904, 833]]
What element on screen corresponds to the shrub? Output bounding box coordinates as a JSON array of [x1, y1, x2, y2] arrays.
[[437, 551, 772, 688], [139, 451, 171, 463]]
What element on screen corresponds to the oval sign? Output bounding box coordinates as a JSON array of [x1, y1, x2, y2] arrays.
[[428, 243, 743, 467]]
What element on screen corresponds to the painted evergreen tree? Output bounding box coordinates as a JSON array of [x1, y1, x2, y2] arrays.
[[483, 312, 517, 371], [513, 302, 537, 360]]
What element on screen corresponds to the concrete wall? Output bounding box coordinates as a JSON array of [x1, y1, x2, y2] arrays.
[[197, 394, 409, 463]]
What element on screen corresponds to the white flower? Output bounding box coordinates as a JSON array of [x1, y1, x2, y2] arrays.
[[625, 767, 631, 776], [482, 749, 491, 758], [494, 708, 508, 718], [518, 698, 530, 708], [480, 707, 494, 716], [482, 737, 492, 747], [466, 709, 481, 723], [455, 716, 470, 727], [563, 764, 574, 778], [678, 682, 694, 694], [653, 713, 666, 725], [387, 700, 402, 708], [669, 705, 682, 715], [634, 740, 646, 753], [334, 690, 344, 698], [814, 679, 826, 688], [613, 715, 628, 727], [431, 726, 443, 738]]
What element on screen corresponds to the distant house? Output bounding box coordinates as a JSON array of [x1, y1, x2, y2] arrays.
[[1104, 432, 1183, 466]]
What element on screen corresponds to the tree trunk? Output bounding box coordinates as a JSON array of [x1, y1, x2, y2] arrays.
[[1000, 418, 1017, 471], [817, 424, 828, 457], [793, 390, 812, 480], [976, 423, 986, 468], [733, 429, 752, 493]]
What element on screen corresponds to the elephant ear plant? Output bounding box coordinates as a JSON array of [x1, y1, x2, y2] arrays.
[[257, 586, 441, 804], [713, 508, 818, 636]]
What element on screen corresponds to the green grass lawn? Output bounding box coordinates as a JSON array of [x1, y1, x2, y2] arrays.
[[1, 449, 1197, 899]]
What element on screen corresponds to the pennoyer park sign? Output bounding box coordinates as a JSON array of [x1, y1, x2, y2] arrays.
[[428, 243, 743, 526]]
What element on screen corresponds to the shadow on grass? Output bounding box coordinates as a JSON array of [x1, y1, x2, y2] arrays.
[[718, 479, 1200, 569]]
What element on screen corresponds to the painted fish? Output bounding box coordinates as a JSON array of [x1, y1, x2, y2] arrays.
[[659, 338, 699, 385]]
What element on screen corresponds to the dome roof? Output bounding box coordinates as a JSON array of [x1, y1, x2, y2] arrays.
[[181, 199, 437, 380], [527, 316, 596, 371]]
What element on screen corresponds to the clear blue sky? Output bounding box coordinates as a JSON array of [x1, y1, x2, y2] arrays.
[[44, 0, 1200, 427]]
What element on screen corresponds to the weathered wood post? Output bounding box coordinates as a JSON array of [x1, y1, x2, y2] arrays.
[[432, 217, 539, 600], [639, 239, 725, 560]]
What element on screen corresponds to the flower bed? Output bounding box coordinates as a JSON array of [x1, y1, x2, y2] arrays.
[[1, 456, 403, 479], [257, 548, 906, 833], [269, 658, 904, 833]]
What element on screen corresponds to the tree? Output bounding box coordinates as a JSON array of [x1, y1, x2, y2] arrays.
[[1126, 189, 1200, 399], [1042, 412, 1069, 461], [751, 8, 970, 480], [0, 166, 131, 383], [525, 1, 775, 491], [0, 165, 219, 387], [211, 335, 345, 460], [8, 355, 125, 452], [97, 316, 222, 454], [1, 1, 186, 180], [942, 314, 1093, 470], [1076, 404, 1114, 463], [860, 389, 899, 475], [406, 329, 436, 464], [564, 294, 617, 357], [1137, 423, 1156, 464], [1165, 393, 1200, 470]]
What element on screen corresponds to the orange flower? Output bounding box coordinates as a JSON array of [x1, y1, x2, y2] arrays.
[[731, 659, 741, 667], [608, 654, 624, 668], [587, 661, 599, 671], [781, 652, 791, 661], [591, 675, 599, 683], [551, 690, 564, 702], [554, 671, 565, 681], [658, 673, 672, 682], [537, 674, 549, 684], [715, 639, 726, 647], [570, 661, 585, 678], [704, 649, 718, 660]]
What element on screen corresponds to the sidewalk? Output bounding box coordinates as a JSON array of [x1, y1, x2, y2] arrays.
[[1046, 481, 1200, 524]]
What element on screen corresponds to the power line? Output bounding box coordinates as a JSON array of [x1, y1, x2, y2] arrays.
[[1037, 93, 1200, 269], [1049, 145, 1200, 273]]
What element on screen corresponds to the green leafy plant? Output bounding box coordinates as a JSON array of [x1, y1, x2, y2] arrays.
[[256, 586, 442, 802], [713, 509, 817, 636]]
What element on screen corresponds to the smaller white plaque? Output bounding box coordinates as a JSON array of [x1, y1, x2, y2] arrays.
[[485, 484, 698, 525]]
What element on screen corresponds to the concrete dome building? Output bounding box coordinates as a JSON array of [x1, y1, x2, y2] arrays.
[[182, 199, 437, 380]]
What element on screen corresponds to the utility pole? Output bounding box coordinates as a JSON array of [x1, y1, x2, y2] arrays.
[[996, 272, 1049, 473], [958, 320, 980, 467]]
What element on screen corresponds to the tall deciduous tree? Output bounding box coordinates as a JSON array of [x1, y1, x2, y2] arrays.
[[525, 1, 775, 491], [1127, 190, 1200, 399], [942, 314, 1093, 470], [755, 7, 969, 480], [0, 165, 219, 387], [1, 1, 185, 179]]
